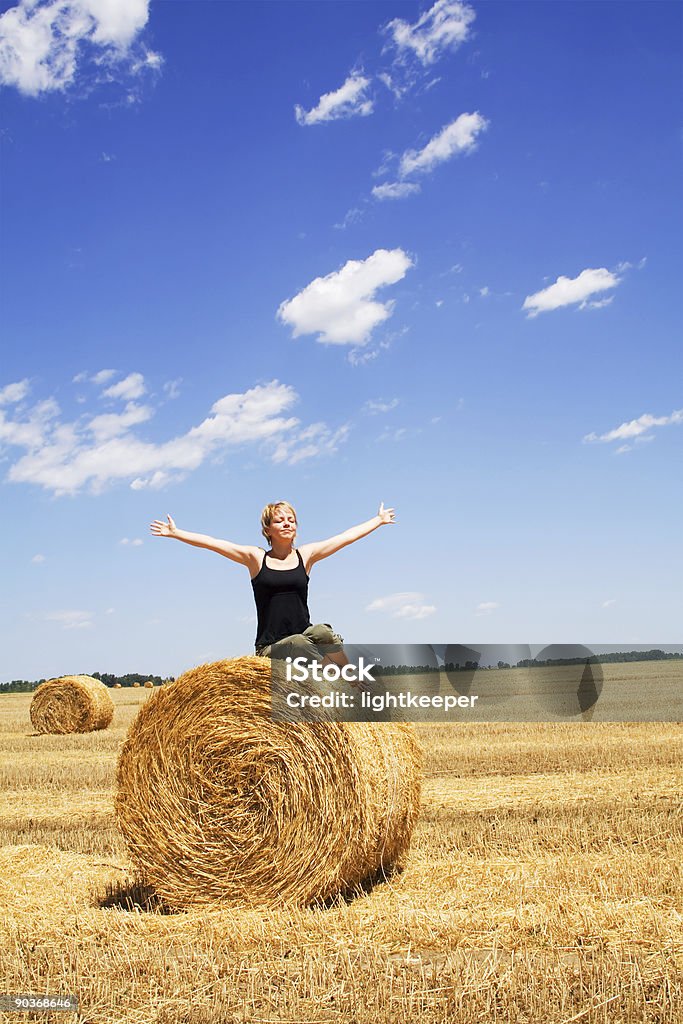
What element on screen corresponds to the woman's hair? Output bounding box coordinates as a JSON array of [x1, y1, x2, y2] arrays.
[[260, 501, 297, 546]]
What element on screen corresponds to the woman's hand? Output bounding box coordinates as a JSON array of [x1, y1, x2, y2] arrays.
[[378, 502, 396, 525], [150, 514, 178, 538]]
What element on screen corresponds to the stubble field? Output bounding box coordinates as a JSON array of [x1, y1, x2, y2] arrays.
[[1, 662, 682, 1024]]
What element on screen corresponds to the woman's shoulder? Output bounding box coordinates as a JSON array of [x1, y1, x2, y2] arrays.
[[249, 547, 267, 579], [296, 544, 315, 576]]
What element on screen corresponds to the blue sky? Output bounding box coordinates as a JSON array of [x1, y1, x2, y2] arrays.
[[1, 0, 681, 681]]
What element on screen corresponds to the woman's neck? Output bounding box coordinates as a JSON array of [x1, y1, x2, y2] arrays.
[[269, 541, 294, 560]]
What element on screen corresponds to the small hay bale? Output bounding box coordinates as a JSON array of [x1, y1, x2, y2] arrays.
[[115, 656, 422, 908], [30, 675, 114, 735], [132, 682, 141, 688], [143, 680, 154, 689], [113, 683, 122, 689]]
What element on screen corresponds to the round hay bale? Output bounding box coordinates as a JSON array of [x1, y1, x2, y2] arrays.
[[132, 682, 141, 688], [115, 656, 422, 908], [114, 683, 122, 689], [143, 680, 154, 689], [30, 675, 114, 735]]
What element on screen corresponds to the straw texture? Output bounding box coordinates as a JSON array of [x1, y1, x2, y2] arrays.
[[143, 681, 154, 689], [30, 675, 114, 735], [115, 656, 422, 908]]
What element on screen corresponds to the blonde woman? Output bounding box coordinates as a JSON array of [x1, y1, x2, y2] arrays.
[[150, 501, 395, 665]]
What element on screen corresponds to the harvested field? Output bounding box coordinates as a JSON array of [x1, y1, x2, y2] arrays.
[[1, 662, 681, 1023]]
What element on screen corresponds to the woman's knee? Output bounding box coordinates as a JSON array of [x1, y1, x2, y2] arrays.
[[266, 626, 343, 663], [275, 634, 316, 662], [305, 623, 344, 652]]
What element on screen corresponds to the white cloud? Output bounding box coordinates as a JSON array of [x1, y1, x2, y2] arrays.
[[385, 1, 476, 66], [476, 601, 499, 615], [163, 378, 182, 400], [87, 401, 153, 441], [615, 258, 647, 274], [102, 372, 145, 400], [366, 591, 436, 620], [130, 469, 177, 490], [395, 602, 436, 620], [83, 0, 148, 46], [602, 599, 616, 608], [583, 408, 683, 445], [130, 46, 162, 73], [377, 71, 409, 100], [271, 422, 350, 466], [278, 248, 413, 346], [0, 379, 30, 404], [73, 369, 118, 385], [0, 397, 60, 448], [0, 0, 152, 97], [295, 72, 373, 126], [92, 368, 117, 384], [333, 206, 364, 231], [399, 112, 488, 177], [44, 609, 93, 630], [348, 347, 380, 368], [31, 553, 46, 564], [372, 181, 421, 201], [479, 286, 489, 297], [377, 426, 408, 443], [364, 398, 399, 414], [523, 267, 621, 318], [119, 537, 143, 546], [372, 150, 398, 179], [349, 330, 402, 367], [1, 379, 313, 495], [581, 296, 614, 311]]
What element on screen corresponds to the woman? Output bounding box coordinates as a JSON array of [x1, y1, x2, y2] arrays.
[[150, 501, 395, 666]]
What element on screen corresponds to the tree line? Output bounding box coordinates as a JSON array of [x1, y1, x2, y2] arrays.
[[0, 672, 175, 693], [366, 649, 682, 676]]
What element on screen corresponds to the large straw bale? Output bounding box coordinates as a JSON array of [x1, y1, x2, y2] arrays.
[[143, 680, 154, 689], [115, 656, 422, 908], [30, 675, 114, 734]]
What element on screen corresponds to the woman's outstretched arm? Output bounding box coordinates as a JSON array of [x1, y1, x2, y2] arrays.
[[299, 502, 395, 571], [150, 515, 261, 571]]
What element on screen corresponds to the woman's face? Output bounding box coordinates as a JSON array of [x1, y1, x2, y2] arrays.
[[268, 508, 297, 546]]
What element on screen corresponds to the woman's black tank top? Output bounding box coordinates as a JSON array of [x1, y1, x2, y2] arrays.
[[251, 549, 312, 649]]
